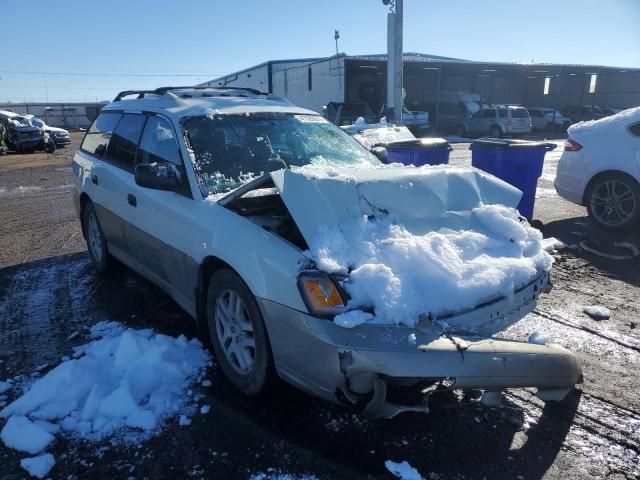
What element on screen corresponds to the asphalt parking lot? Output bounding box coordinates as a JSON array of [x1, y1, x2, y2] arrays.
[[0, 133, 639, 479]]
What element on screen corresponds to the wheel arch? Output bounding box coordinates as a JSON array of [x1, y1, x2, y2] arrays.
[[79, 193, 92, 238], [582, 169, 640, 205], [195, 256, 237, 326]]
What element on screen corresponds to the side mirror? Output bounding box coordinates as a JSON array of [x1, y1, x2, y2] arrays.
[[371, 146, 388, 163], [135, 162, 180, 191]]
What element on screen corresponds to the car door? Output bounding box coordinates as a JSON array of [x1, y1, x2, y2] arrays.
[[78, 112, 130, 253], [97, 112, 146, 256], [129, 114, 202, 311], [467, 110, 484, 133]]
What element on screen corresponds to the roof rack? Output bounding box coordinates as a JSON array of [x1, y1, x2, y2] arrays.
[[113, 86, 268, 102]]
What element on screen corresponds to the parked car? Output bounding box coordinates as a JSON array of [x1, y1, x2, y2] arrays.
[[378, 104, 430, 136], [341, 121, 415, 161], [425, 92, 490, 135], [0, 110, 54, 153], [74, 86, 581, 417], [463, 105, 532, 138], [600, 107, 624, 117], [527, 107, 571, 131], [555, 107, 640, 229], [24, 114, 71, 147], [324, 101, 377, 126], [562, 105, 605, 123]]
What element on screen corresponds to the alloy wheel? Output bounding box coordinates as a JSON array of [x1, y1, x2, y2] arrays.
[[214, 289, 256, 375], [590, 179, 637, 227], [87, 212, 103, 262]]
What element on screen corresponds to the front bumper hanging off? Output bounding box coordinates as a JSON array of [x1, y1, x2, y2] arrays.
[[259, 272, 583, 418]]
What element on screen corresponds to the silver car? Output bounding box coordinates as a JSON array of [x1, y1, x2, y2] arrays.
[[464, 106, 532, 138]]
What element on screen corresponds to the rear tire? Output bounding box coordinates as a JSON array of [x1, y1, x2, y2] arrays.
[[586, 172, 640, 230], [82, 202, 112, 272], [206, 269, 275, 396]]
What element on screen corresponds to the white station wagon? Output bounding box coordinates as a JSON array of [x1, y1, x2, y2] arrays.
[[72, 87, 581, 417]]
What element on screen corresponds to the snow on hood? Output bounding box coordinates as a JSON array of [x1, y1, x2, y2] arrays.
[[270, 165, 552, 329], [270, 165, 523, 245], [568, 106, 640, 136]]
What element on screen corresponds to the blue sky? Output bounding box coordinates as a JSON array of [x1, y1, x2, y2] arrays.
[[2, 0, 639, 102]]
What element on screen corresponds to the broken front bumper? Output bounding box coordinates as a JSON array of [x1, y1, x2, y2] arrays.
[[259, 272, 582, 417]]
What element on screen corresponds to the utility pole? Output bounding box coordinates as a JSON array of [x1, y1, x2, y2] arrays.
[[334, 30, 340, 56], [384, 0, 403, 124]]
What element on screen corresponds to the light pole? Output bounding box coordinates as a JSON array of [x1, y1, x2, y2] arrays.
[[384, 0, 403, 124]]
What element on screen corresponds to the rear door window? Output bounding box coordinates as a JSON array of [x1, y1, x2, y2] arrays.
[[482, 110, 496, 118], [105, 114, 146, 171], [81, 112, 122, 156]]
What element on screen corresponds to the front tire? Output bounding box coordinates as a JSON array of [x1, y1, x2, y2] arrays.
[[206, 269, 275, 396], [82, 202, 112, 272], [586, 173, 640, 230], [490, 125, 502, 138]]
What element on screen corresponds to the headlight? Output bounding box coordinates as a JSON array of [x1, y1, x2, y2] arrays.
[[298, 273, 346, 315]]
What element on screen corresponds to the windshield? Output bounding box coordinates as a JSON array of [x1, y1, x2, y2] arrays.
[[30, 118, 45, 128], [8, 116, 32, 127], [182, 112, 378, 195]]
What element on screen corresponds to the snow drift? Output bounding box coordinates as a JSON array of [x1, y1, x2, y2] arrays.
[[0, 322, 211, 477]]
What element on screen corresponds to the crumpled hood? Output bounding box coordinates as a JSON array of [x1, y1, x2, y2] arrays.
[[269, 165, 523, 245]]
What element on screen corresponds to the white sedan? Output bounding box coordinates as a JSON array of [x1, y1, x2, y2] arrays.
[[555, 107, 640, 229]]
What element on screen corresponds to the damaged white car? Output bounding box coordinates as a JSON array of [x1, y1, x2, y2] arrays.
[[72, 87, 582, 417]]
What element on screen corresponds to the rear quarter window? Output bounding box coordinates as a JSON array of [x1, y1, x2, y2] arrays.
[[81, 112, 122, 155]]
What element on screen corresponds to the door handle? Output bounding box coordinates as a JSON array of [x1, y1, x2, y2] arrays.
[[91, 174, 98, 185], [127, 194, 137, 207]]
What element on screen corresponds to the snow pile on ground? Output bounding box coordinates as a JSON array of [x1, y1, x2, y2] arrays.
[[309, 204, 552, 328], [385, 460, 424, 480], [20, 454, 55, 479], [0, 321, 211, 478], [583, 305, 611, 320]]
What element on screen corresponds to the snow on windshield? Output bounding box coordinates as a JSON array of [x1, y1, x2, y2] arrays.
[[183, 112, 377, 196], [306, 189, 552, 330]]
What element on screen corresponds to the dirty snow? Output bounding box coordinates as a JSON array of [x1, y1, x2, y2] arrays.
[[20, 453, 55, 479], [528, 331, 551, 345], [583, 305, 611, 320], [385, 460, 424, 480], [0, 381, 11, 394], [541, 237, 566, 252], [0, 321, 211, 466], [309, 204, 552, 328]]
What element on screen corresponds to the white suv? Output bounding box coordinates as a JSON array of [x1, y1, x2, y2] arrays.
[[73, 87, 581, 416], [464, 105, 532, 137]]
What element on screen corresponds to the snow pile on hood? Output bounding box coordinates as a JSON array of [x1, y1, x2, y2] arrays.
[[0, 322, 211, 477], [309, 204, 551, 328], [568, 106, 640, 135]]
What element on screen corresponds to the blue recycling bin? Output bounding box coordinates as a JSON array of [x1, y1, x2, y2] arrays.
[[385, 138, 452, 166], [470, 138, 556, 220]]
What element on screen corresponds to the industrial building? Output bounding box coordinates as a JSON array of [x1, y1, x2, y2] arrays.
[[200, 53, 640, 131], [0, 102, 104, 129]]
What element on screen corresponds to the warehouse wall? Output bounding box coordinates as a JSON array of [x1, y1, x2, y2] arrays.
[[272, 57, 345, 114]]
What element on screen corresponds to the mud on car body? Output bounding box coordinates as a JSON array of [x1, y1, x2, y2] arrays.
[[72, 87, 582, 417]]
